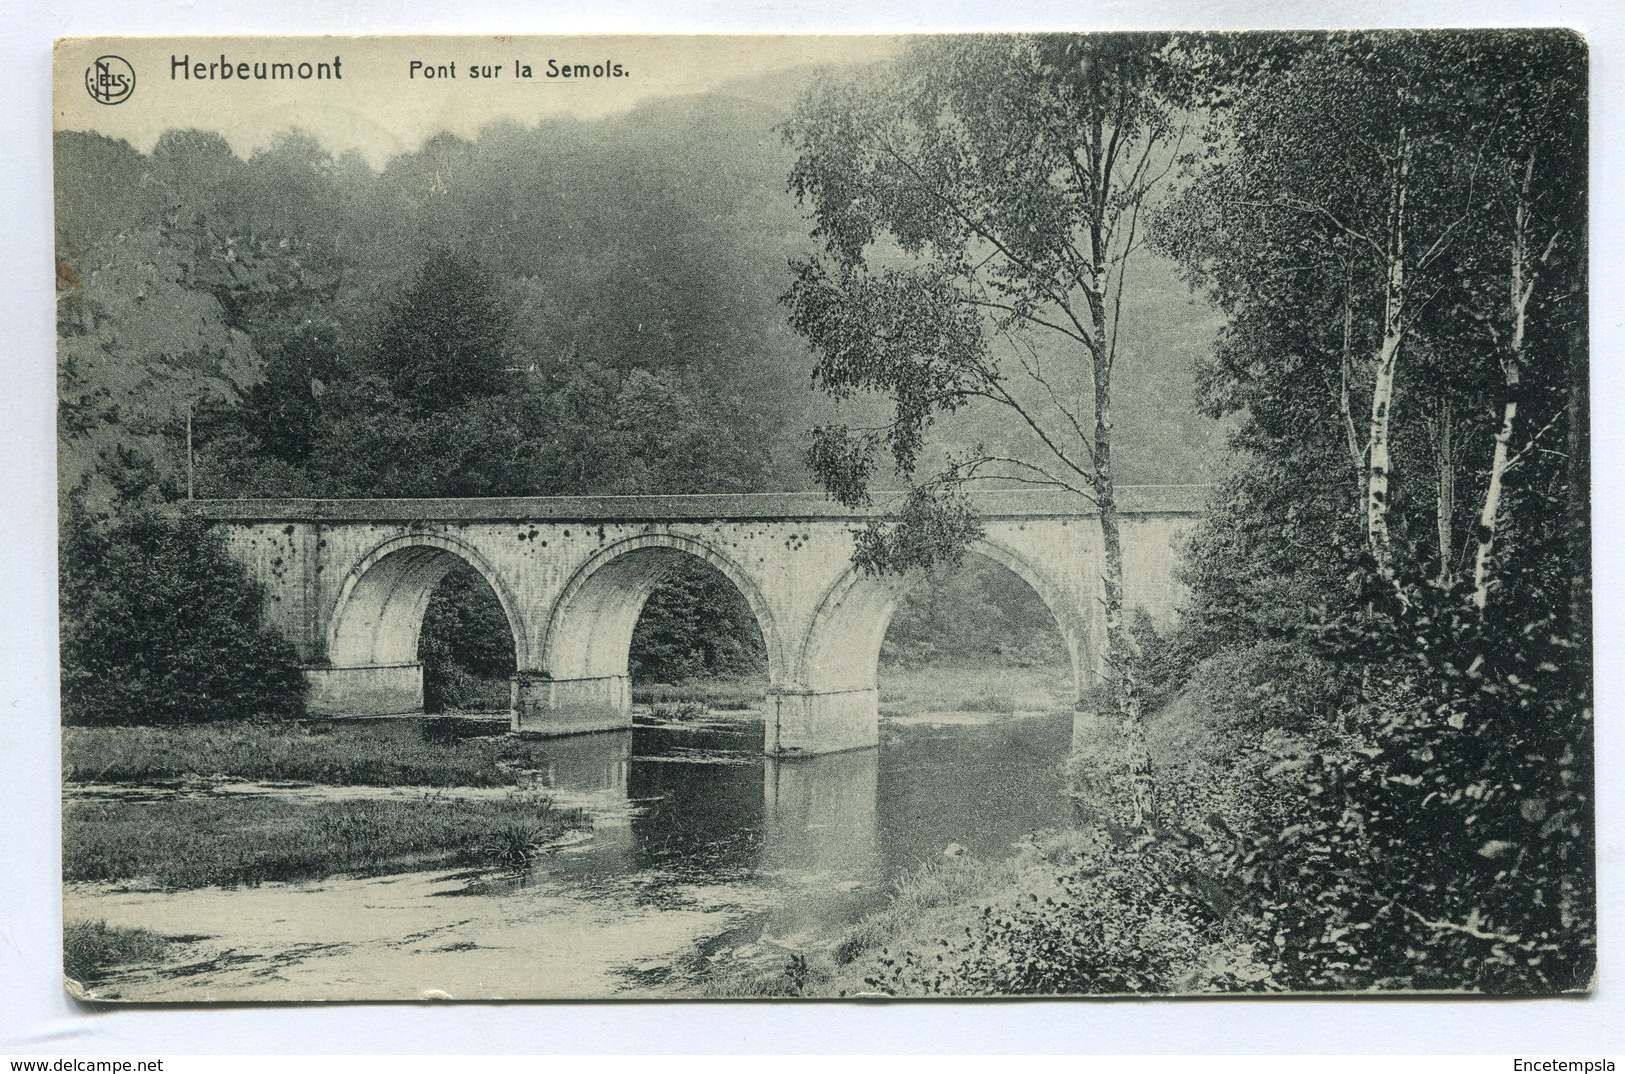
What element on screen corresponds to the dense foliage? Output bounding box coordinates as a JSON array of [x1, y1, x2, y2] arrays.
[[59, 513, 305, 725], [881, 557, 1067, 669], [845, 30, 1592, 997], [1148, 30, 1593, 993], [629, 561, 769, 685]]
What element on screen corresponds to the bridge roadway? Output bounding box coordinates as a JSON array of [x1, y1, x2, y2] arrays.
[[183, 487, 1207, 755]]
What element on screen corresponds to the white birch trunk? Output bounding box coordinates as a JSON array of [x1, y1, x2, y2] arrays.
[[1472, 153, 1541, 611], [1367, 127, 1411, 582], [1472, 390, 1518, 609], [1087, 276, 1153, 830]]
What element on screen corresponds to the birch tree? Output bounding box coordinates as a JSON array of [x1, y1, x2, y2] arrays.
[[1463, 37, 1586, 611], [784, 34, 1200, 827], [1158, 34, 1502, 593]]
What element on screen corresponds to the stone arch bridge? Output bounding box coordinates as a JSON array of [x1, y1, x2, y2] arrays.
[[185, 487, 1205, 756]]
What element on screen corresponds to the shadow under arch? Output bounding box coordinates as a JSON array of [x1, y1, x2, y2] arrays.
[[515, 532, 783, 735], [796, 536, 1092, 707], [326, 532, 529, 670]]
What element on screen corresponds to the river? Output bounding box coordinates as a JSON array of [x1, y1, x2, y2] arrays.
[[64, 707, 1076, 1001]]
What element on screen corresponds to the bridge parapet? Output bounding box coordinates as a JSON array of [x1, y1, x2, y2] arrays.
[[177, 485, 1211, 523]]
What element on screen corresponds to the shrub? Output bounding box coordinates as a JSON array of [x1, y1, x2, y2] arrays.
[[1175, 639, 1354, 737], [59, 511, 306, 725], [1225, 605, 1595, 994]]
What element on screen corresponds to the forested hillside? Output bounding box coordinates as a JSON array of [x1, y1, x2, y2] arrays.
[[56, 86, 1222, 509], [55, 77, 1223, 713]]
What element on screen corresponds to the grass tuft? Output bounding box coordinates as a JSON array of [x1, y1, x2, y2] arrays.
[[648, 700, 709, 721], [63, 919, 173, 983]]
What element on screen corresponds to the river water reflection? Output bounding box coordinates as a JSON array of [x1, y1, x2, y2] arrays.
[[522, 709, 1074, 949]]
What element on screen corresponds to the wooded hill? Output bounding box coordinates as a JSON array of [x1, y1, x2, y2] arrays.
[[54, 83, 1224, 514]]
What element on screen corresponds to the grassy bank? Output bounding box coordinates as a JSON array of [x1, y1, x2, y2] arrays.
[[699, 665, 1262, 998], [699, 834, 1087, 997], [64, 793, 588, 889], [878, 663, 1072, 718], [632, 677, 766, 710], [62, 717, 557, 787]]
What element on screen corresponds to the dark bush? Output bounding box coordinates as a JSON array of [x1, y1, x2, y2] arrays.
[[59, 511, 306, 724], [419, 563, 518, 713]]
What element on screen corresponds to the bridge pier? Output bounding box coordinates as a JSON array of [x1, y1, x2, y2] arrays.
[[511, 672, 633, 736], [191, 489, 1204, 748], [304, 662, 423, 717], [766, 686, 880, 756]]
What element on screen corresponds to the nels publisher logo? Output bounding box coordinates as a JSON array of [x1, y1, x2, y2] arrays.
[[85, 55, 136, 104]]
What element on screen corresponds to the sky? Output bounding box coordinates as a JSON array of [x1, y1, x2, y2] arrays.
[[54, 35, 901, 168]]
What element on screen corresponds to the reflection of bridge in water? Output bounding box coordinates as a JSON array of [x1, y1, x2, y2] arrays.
[[522, 725, 881, 893], [519, 712, 1074, 934], [185, 488, 1204, 755]]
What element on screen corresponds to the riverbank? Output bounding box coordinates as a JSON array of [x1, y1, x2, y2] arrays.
[[694, 832, 1079, 997], [61, 662, 1080, 996], [694, 675, 1272, 998]]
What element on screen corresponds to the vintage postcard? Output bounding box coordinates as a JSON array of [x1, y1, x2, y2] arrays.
[[54, 32, 1593, 1001]]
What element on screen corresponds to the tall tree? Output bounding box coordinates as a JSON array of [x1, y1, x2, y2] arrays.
[[783, 33, 1200, 826], [371, 250, 514, 414], [1456, 37, 1587, 612]]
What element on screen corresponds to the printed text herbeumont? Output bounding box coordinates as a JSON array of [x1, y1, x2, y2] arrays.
[[171, 54, 343, 81]]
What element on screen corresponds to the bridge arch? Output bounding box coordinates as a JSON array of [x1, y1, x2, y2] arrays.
[[327, 532, 529, 670], [540, 532, 787, 688], [796, 536, 1093, 705]]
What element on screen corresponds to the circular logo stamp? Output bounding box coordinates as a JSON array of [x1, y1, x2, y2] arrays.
[[85, 55, 136, 105]]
